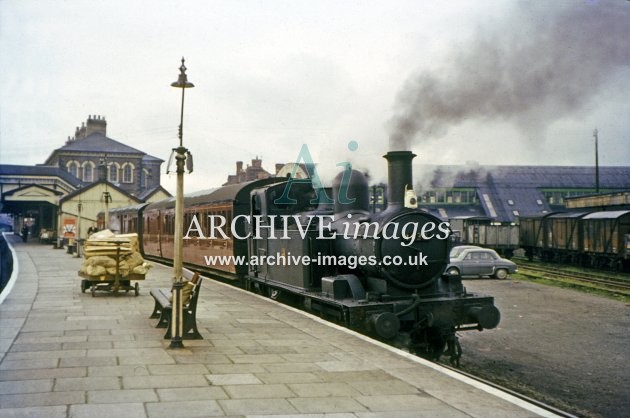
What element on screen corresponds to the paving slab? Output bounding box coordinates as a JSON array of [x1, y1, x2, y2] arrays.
[[0, 235, 557, 417]]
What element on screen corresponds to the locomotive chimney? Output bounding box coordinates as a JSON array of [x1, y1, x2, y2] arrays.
[[384, 150, 416, 208]]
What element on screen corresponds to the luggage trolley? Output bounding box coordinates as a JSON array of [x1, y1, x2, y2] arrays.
[[78, 240, 145, 296]]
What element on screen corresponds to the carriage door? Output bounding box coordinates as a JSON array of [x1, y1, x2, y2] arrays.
[[248, 192, 268, 279]]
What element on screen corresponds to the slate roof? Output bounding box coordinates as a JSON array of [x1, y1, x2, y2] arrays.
[[59, 180, 141, 204], [137, 185, 171, 201], [43, 132, 163, 163], [0, 164, 84, 187], [426, 165, 630, 189], [53, 133, 145, 154], [421, 165, 630, 223], [2, 183, 64, 197], [426, 205, 487, 221], [142, 154, 164, 162]]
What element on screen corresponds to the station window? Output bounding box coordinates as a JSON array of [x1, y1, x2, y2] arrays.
[[142, 168, 150, 187], [122, 163, 134, 183], [67, 161, 80, 178], [108, 163, 120, 182], [83, 162, 95, 182], [422, 189, 477, 205]]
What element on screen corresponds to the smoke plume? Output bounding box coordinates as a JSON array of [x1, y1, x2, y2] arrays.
[[388, 1, 630, 150]]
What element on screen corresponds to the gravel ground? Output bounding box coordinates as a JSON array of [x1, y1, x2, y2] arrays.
[[458, 278, 629, 418]]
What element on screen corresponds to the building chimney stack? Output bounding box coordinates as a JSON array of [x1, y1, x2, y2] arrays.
[[85, 115, 107, 137]]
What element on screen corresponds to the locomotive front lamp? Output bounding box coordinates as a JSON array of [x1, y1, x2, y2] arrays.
[[169, 57, 194, 349]]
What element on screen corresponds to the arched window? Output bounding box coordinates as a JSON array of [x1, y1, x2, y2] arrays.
[[66, 161, 80, 178], [142, 168, 150, 188], [82, 161, 95, 182], [108, 163, 120, 182], [122, 163, 134, 183]]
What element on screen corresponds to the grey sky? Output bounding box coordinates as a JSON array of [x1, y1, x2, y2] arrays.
[[1, 0, 628, 194]]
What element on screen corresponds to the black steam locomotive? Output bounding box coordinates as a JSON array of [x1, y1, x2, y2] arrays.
[[109, 151, 501, 364]]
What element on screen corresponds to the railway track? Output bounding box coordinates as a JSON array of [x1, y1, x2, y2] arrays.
[[438, 362, 578, 418], [515, 259, 630, 295]]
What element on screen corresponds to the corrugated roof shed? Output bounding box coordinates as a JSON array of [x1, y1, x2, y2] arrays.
[[422, 165, 630, 223], [428, 165, 630, 189]]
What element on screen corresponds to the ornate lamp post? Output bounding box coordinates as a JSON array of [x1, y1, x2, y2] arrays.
[[169, 57, 194, 348], [100, 156, 112, 229], [76, 200, 82, 258]]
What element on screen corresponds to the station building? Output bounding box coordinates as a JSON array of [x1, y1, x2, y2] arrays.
[[0, 116, 170, 241]]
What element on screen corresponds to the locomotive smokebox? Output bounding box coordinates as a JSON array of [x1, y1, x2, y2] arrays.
[[384, 151, 416, 207]]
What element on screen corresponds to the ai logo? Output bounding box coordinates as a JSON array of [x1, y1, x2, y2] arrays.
[[274, 142, 360, 206]]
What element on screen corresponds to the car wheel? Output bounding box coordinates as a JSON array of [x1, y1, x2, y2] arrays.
[[447, 267, 460, 276], [494, 268, 508, 280]]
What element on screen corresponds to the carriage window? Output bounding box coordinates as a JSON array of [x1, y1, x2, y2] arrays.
[[252, 195, 262, 215], [226, 210, 233, 238]]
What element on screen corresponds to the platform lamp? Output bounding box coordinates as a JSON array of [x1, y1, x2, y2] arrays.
[[168, 57, 194, 348], [99, 155, 112, 229], [76, 200, 82, 258]]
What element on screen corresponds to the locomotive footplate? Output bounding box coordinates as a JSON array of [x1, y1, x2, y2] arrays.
[[256, 277, 500, 340]]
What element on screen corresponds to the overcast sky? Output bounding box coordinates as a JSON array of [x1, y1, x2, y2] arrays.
[[1, 0, 628, 194]]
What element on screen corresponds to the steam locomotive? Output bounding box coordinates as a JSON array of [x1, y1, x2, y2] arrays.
[[108, 151, 501, 364]]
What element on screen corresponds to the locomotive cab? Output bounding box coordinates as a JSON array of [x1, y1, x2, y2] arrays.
[[247, 180, 334, 291]]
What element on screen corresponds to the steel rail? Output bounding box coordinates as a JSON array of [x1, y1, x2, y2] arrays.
[[438, 362, 579, 418], [518, 264, 630, 293]]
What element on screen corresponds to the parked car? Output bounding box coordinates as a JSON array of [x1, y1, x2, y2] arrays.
[[450, 245, 483, 259], [446, 248, 518, 279]]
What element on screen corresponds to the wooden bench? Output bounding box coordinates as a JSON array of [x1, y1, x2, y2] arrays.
[[149, 269, 203, 340]]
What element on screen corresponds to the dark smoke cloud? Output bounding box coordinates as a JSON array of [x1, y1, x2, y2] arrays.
[[388, 1, 630, 150]]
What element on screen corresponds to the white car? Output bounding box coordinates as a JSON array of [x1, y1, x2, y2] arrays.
[[446, 248, 518, 279], [449, 245, 483, 259]]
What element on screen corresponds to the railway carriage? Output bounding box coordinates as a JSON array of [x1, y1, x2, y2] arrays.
[[142, 179, 280, 278], [108, 203, 149, 235], [109, 151, 502, 364]]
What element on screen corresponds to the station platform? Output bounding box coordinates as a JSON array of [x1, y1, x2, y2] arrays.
[[0, 235, 555, 417]]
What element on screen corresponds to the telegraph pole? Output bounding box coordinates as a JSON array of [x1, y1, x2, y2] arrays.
[[593, 129, 600, 194]]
